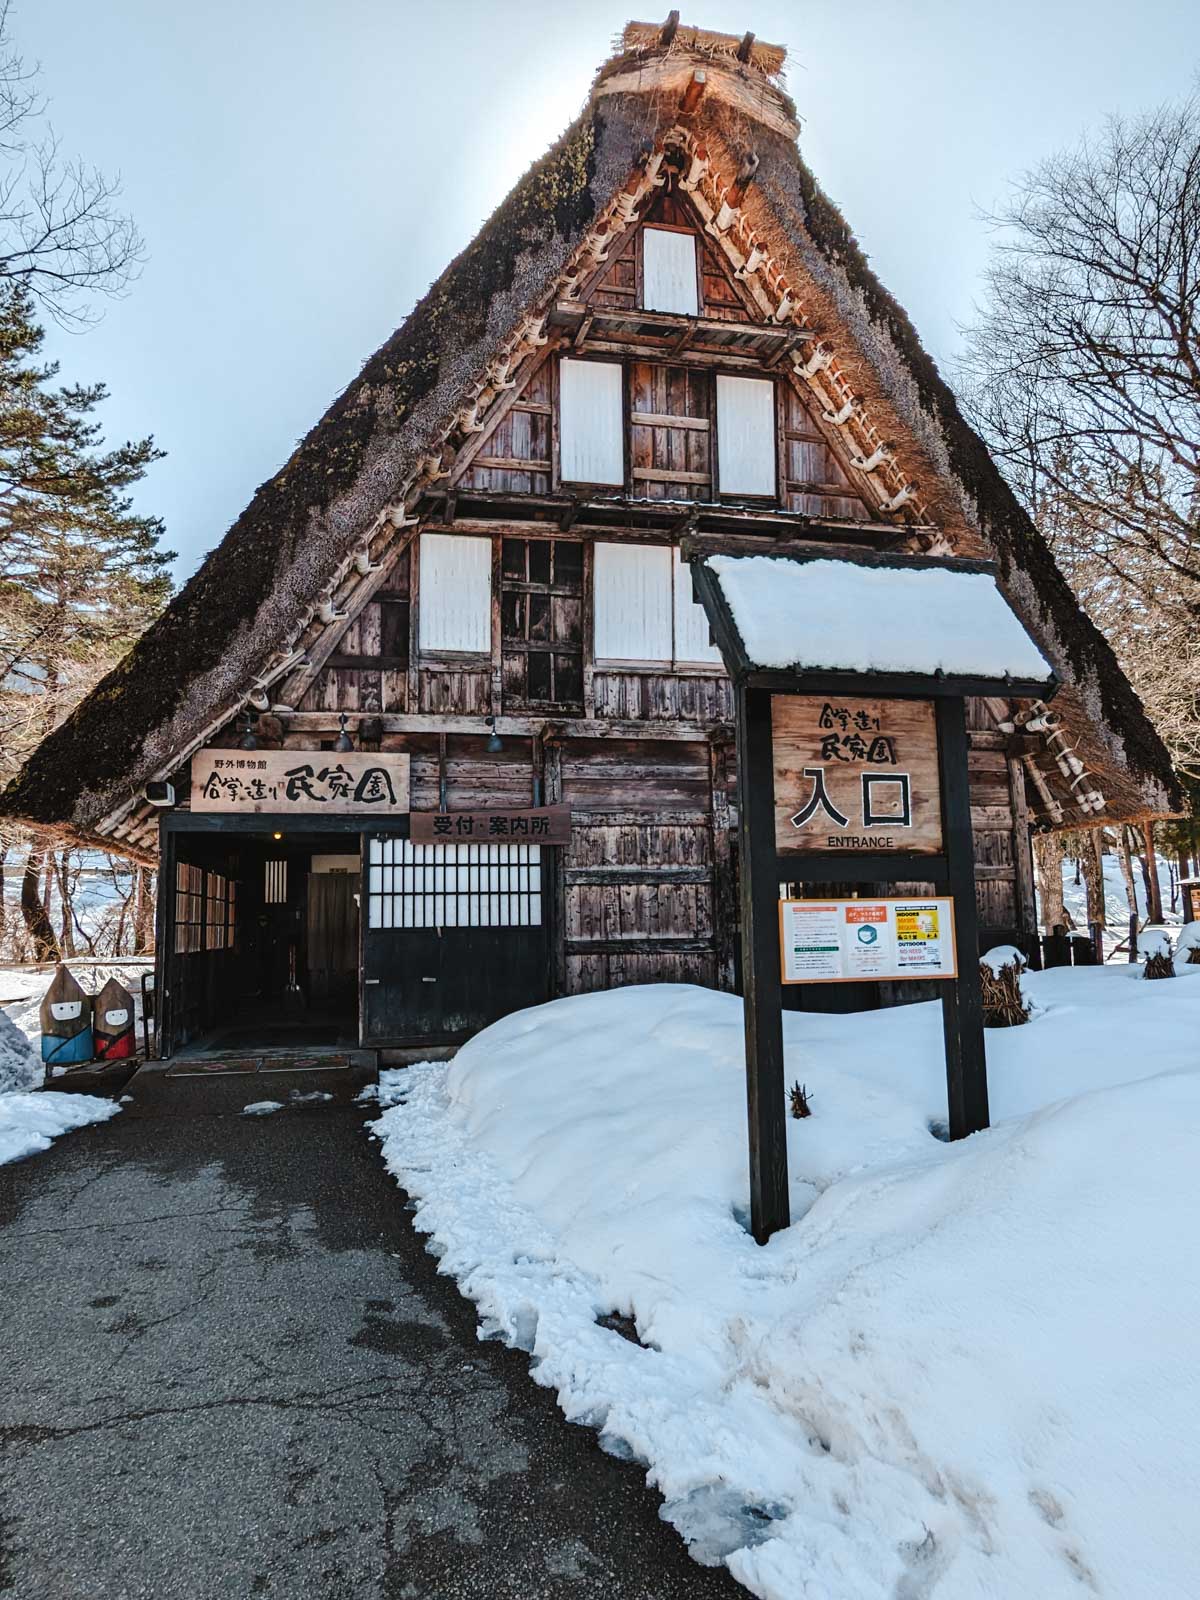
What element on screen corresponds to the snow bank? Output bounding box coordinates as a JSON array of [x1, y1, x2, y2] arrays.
[[0, 1007, 41, 1094], [374, 970, 1200, 1599], [0, 1091, 120, 1166], [705, 554, 1051, 680]]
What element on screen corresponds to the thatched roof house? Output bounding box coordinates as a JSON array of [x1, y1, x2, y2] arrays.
[[1, 17, 1179, 862]]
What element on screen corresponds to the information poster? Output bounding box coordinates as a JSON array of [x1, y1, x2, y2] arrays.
[[778, 897, 957, 984]]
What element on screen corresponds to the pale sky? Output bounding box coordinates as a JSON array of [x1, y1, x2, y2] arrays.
[[19, 0, 1200, 584]]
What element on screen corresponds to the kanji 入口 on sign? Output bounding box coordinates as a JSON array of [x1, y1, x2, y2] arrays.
[[772, 696, 943, 854]]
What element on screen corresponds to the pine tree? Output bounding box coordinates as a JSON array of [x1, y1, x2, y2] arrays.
[[0, 281, 172, 957]]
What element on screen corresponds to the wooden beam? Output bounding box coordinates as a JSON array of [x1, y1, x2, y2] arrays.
[[279, 710, 729, 742], [736, 683, 790, 1243], [1008, 753, 1037, 935], [937, 696, 990, 1139], [660, 8, 680, 45], [680, 68, 707, 114], [737, 30, 756, 62]]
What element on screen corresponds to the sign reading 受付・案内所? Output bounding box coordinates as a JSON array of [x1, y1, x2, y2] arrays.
[[409, 806, 572, 844], [772, 695, 943, 855], [190, 750, 410, 815], [779, 897, 958, 984]]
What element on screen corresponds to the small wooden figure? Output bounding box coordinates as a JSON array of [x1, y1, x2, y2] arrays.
[[40, 965, 93, 1070], [93, 976, 136, 1062]]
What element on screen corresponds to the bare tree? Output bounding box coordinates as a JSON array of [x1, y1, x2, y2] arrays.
[[960, 88, 1200, 781], [0, 4, 142, 324]]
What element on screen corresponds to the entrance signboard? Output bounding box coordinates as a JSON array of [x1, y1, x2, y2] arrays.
[[191, 750, 411, 816], [773, 696, 942, 854], [779, 897, 958, 984]]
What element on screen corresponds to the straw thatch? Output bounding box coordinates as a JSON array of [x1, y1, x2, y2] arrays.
[[0, 21, 1180, 849]]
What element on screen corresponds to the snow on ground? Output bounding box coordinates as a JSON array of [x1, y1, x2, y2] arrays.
[[0, 1008, 41, 1095], [373, 971, 1200, 1600], [0, 1088, 120, 1166]]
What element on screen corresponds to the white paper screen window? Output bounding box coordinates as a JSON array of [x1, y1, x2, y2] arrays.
[[642, 227, 699, 316], [418, 533, 492, 653], [672, 549, 723, 664], [594, 542, 673, 662], [366, 839, 542, 929], [559, 358, 624, 485], [716, 374, 777, 496]]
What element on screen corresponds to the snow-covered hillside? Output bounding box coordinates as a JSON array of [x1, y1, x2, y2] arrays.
[[374, 971, 1200, 1600]]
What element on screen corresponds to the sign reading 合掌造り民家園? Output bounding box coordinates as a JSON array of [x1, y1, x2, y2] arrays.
[[772, 696, 942, 855], [190, 751, 410, 815], [779, 897, 957, 984], [409, 806, 572, 845]]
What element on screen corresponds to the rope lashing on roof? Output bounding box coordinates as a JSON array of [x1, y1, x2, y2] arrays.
[[1000, 702, 1107, 817], [851, 442, 895, 473]]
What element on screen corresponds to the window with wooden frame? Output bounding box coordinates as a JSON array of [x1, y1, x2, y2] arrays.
[[500, 537, 584, 709], [559, 357, 624, 486], [593, 542, 722, 667], [418, 533, 492, 654], [174, 862, 204, 954], [716, 374, 778, 498], [641, 225, 700, 317]]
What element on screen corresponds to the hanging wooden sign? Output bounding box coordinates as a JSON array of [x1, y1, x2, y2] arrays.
[[191, 751, 410, 816], [772, 696, 943, 855], [409, 806, 572, 845], [40, 965, 93, 1070]]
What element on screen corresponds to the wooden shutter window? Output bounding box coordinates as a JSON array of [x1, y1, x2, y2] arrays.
[[418, 533, 492, 654], [672, 549, 723, 665], [593, 542, 673, 662], [642, 227, 699, 317], [559, 358, 624, 486], [716, 374, 777, 497]]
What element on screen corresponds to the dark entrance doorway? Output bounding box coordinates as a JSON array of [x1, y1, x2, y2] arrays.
[[360, 834, 552, 1046], [161, 828, 361, 1058]]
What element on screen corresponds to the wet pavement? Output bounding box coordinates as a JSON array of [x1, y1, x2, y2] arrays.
[[0, 1069, 742, 1599]]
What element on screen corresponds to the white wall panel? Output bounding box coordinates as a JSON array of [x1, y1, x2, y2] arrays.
[[560, 358, 624, 485], [643, 227, 699, 316], [418, 533, 492, 653], [716, 374, 776, 496], [594, 542, 673, 662], [673, 549, 723, 664]]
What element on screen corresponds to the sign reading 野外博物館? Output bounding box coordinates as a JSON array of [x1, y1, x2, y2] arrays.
[[191, 750, 411, 815], [772, 695, 943, 855], [779, 897, 958, 984]]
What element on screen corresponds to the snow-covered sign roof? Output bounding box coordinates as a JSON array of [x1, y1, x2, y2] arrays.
[[699, 552, 1055, 689]]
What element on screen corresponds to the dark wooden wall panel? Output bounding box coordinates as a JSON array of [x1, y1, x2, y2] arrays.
[[592, 671, 733, 722]]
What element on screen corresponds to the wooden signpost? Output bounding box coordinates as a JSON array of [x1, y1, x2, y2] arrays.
[[687, 547, 1057, 1244]]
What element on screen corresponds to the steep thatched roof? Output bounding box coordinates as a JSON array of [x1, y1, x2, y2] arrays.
[[1, 20, 1180, 844]]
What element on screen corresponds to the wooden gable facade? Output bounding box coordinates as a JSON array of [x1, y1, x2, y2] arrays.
[[166, 170, 1039, 1049]]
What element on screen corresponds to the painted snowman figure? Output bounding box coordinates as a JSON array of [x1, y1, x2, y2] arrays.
[[93, 976, 136, 1062], [40, 965, 94, 1070]]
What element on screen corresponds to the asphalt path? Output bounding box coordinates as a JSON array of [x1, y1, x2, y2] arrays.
[[0, 1069, 743, 1599]]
